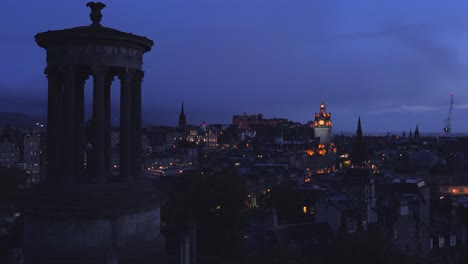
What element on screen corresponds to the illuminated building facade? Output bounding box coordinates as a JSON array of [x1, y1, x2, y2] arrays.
[[187, 123, 219, 150], [313, 102, 332, 146]]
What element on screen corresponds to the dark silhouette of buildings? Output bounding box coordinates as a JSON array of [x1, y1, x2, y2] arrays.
[[20, 2, 165, 263]]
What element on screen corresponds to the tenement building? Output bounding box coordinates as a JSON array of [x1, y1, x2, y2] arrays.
[[20, 2, 165, 263]]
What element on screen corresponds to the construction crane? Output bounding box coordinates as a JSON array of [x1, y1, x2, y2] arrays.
[[443, 92, 454, 136]]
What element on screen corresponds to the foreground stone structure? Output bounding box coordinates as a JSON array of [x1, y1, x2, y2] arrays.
[[21, 2, 165, 263]]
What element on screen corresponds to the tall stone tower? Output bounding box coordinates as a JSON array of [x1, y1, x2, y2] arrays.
[[21, 3, 165, 263], [313, 102, 332, 145]]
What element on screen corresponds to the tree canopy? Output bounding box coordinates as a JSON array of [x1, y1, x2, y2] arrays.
[[162, 168, 247, 258], [0, 166, 27, 201]]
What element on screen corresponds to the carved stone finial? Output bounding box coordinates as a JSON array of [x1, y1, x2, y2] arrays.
[[86, 2, 106, 26]]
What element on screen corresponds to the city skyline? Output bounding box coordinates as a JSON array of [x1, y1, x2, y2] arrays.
[[1, 0, 468, 133]]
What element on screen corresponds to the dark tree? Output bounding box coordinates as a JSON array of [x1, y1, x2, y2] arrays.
[[266, 183, 305, 223], [0, 167, 28, 201], [217, 125, 240, 146], [162, 168, 247, 259]]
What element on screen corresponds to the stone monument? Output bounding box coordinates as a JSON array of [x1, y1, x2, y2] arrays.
[[20, 2, 165, 263]]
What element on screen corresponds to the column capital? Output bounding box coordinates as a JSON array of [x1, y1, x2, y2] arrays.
[[91, 65, 108, 79], [132, 70, 144, 87], [44, 67, 61, 77], [76, 67, 91, 84], [62, 64, 77, 71], [135, 70, 144, 79], [118, 68, 137, 80], [105, 74, 114, 86]]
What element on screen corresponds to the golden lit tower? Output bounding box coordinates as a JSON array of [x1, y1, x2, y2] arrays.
[[313, 102, 332, 145]]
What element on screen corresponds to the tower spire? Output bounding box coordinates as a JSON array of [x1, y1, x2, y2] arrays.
[[356, 116, 362, 139], [178, 101, 186, 128], [352, 116, 367, 166]]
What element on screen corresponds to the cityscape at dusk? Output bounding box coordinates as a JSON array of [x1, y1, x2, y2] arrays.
[[2, 0, 468, 132], [2, 1, 468, 264]]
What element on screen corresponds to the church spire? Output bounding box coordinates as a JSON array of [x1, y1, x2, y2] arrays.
[[178, 101, 186, 128], [356, 116, 362, 139], [352, 116, 367, 166], [414, 124, 420, 139]]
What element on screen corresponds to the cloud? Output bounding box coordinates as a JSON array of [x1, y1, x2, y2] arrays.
[[331, 23, 441, 41], [456, 103, 468, 109], [367, 105, 441, 115]]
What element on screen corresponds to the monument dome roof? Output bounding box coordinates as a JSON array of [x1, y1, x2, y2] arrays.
[[35, 2, 153, 52]]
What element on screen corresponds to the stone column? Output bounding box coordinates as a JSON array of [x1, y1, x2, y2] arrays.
[[131, 70, 143, 179], [92, 66, 108, 183], [45, 67, 63, 183], [62, 66, 77, 183], [104, 73, 114, 180], [119, 68, 134, 181], [75, 68, 88, 181]]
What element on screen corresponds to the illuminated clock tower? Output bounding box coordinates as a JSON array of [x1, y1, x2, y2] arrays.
[[313, 102, 332, 145]]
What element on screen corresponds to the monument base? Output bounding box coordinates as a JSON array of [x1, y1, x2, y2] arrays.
[[20, 180, 166, 264]]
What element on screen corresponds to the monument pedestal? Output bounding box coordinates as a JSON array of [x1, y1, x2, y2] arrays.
[[21, 181, 165, 264]]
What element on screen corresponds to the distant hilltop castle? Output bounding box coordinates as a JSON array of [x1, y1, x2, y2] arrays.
[[232, 113, 288, 129]]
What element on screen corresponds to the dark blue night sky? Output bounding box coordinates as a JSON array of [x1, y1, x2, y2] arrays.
[[1, 0, 468, 133]]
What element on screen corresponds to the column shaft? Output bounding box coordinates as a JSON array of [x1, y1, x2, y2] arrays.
[[92, 66, 108, 183], [62, 66, 77, 183], [45, 67, 62, 183], [119, 69, 133, 181], [131, 71, 143, 179], [75, 69, 87, 181], [104, 74, 114, 180]]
